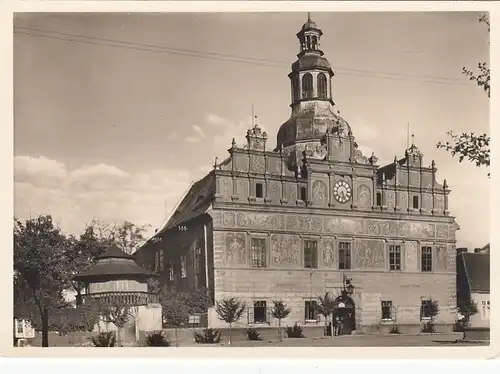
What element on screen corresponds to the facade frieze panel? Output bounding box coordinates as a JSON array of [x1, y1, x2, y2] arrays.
[[217, 210, 455, 241]]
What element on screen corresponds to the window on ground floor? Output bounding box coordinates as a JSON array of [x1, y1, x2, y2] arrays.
[[305, 300, 319, 322], [253, 301, 267, 324], [381, 300, 393, 321], [420, 299, 433, 320]]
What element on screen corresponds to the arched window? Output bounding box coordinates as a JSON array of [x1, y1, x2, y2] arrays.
[[302, 73, 313, 99], [291, 75, 300, 102], [317, 73, 328, 99], [311, 36, 318, 50]]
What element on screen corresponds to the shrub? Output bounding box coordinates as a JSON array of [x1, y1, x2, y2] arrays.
[[245, 328, 262, 341], [145, 331, 171, 347], [389, 325, 401, 334], [421, 321, 436, 333], [91, 331, 116, 347], [285, 323, 304, 338], [194, 328, 222, 344]]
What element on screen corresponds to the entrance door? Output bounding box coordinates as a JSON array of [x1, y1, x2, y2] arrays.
[[334, 296, 356, 335]]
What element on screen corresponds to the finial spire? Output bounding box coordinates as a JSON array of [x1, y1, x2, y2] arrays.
[[307, 12, 312, 22], [406, 121, 410, 150], [411, 133, 415, 146]]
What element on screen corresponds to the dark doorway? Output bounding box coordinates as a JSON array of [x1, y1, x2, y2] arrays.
[[253, 301, 267, 323], [333, 295, 356, 335]]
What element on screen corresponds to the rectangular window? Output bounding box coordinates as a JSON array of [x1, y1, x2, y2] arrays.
[[413, 196, 419, 209], [180, 256, 187, 278], [159, 249, 164, 271], [304, 240, 318, 269], [421, 246, 433, 272], [168, 261, 175, 281], [339, 242, 351, 269], [251, 238, 266, 268], [154, 252, 160, 272], [381, 301, 393, 321], [300, 187, 307, 201], [389, 245, 401, 271], [420, 300, 432, 320], [305, 300, 319, 321], [253, 301, 267, 323], [194, 246, 203, 274], [376, 192, 382, 206], [256, 183, 263, 198]]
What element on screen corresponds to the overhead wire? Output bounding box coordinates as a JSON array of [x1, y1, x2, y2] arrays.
[[14, 26, 473, 87]]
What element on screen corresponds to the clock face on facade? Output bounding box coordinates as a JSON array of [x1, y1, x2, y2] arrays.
[[333, 180, 352, 204]]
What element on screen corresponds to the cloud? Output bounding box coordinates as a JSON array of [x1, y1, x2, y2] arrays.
[[14, 156, 193, 237], [206, 113, 231, 127], [192, 125, 205, 139], [185, 136, 199, 143], [165, 132, 178, 141], [205, 113, 253, 156]]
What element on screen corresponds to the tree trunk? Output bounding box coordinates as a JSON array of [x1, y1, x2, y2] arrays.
[[331, 312, 334, 340], [42, 307, 49, 347], [175, 328, 179, 347], [228, 323, 232, 345], [116, 327, 121, 347], [278, 319, 281, 342]]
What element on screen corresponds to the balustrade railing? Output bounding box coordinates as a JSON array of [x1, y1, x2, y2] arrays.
[[83, 291, 159, 306]]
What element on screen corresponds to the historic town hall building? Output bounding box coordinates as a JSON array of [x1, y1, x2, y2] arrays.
[[135, 15, 458, 333]]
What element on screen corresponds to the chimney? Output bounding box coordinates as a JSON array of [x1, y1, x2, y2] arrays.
[[474, 248, 482, 254], [456, 247, 468, 255]]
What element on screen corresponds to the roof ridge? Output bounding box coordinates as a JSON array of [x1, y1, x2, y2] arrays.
[[460, 252, 473, 292]]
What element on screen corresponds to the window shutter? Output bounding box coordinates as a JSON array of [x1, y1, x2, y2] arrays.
[[247, 306, 254, 324]]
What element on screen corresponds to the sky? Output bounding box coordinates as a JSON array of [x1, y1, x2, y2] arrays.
[[13, 12, 490, 249]]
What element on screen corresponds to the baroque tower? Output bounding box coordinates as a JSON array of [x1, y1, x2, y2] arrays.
[[276, 14, 371, 173]]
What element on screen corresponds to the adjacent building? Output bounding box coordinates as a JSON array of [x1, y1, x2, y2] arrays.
[[135, 15, 459, 333], [74, 244, 162, 342], [456, 248, 490, 328]]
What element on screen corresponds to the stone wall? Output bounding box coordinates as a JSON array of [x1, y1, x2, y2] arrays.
[[209, 208, 457, 329]]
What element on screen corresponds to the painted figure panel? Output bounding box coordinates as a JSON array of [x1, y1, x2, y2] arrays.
[[225, 232, 247, 265], [355, 240, 385, 269], [270, 234, 301, 266]]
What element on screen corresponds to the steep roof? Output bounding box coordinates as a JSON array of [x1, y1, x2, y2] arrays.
[[460, 252, 490, 293], [98, 244, 134, 260], [156, 171, 215, 236], [73, 244, 155, 281]]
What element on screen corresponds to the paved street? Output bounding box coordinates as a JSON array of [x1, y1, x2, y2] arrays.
[[230, 333, 488, 347]]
